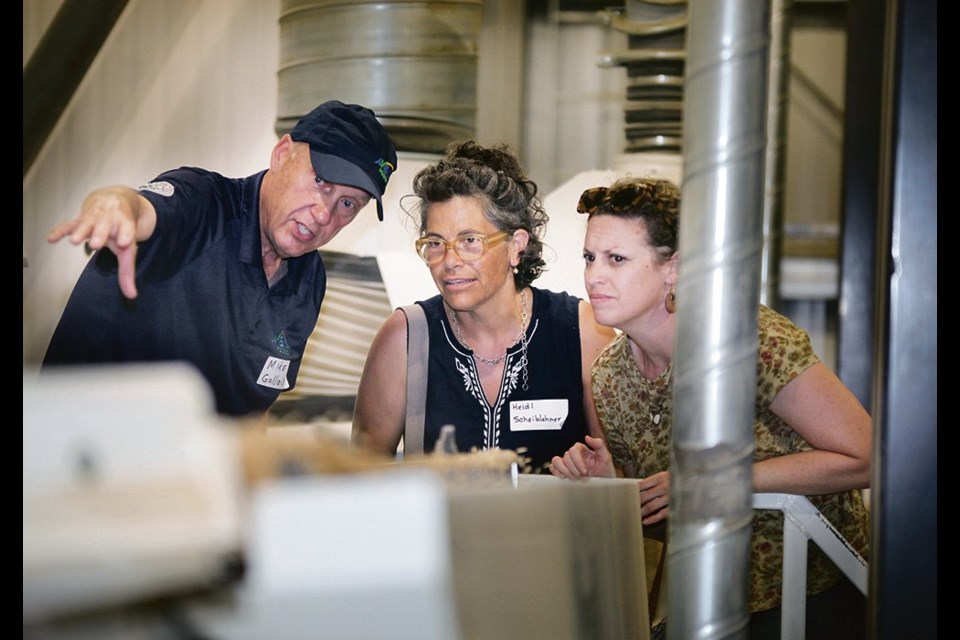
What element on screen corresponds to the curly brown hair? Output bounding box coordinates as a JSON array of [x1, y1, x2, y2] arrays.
[[577, 176, 680, 262]]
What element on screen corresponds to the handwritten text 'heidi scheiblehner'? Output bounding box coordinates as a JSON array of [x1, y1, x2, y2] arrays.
[[510, 399, 568, 431]]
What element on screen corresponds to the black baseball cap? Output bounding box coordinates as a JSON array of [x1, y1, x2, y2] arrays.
[[289, 101, 398, 221]]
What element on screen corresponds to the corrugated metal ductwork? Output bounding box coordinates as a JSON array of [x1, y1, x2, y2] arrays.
[[598, 1, 687, 154], [669, 1, 770, 637], [276, 0, 483, 154]]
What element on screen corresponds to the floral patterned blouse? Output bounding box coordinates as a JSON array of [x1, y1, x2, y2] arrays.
[[591, 305, 870, 612]]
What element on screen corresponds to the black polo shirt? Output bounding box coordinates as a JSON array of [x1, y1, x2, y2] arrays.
[[42, 167, 327, 417]]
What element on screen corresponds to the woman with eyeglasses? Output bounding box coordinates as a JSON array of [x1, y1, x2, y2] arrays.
[[549, 176, 872, 639], [352, 141, 615, 473]]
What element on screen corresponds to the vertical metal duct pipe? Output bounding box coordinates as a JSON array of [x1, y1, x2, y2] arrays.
[[668, 1, 770, 638], [759, 0, 793, 310], [276, 0, 483, 153]]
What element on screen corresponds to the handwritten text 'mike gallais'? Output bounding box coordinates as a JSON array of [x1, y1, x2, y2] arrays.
[[513, 414, 564, 423]]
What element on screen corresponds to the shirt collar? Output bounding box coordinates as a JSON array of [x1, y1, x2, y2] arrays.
[[238, 170, 268, 266]]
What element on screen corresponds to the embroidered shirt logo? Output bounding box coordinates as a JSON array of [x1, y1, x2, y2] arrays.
[[139, 181, 175, 197], [274, 331, 292, 357]]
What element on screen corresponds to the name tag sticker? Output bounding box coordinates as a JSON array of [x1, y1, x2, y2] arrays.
[[510, 399, 568, 431], [258, 356, 291, 390]]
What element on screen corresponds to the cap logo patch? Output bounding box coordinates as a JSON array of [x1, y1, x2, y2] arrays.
[[376, 158, 395, 185]]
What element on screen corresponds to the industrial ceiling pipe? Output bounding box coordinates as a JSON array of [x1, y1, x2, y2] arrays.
[[759, 0, 793, 311], [276, 0, 483, 152], [669, 1, 770, 638]]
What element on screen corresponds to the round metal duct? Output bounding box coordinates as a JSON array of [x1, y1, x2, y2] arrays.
[[277, 0, 483, 153]]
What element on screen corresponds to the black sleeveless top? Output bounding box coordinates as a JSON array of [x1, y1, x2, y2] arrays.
[[417, 288, 589, 473]]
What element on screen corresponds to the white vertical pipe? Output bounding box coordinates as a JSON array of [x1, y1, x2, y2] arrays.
[[668, 0, 770, 638], [780, 515, 809, 640]]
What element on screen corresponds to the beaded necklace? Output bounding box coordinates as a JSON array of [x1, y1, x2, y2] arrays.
[[448, 289, 530, 391]]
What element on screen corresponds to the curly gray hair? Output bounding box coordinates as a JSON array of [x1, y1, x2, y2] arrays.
[[409, 140, 548, 289]]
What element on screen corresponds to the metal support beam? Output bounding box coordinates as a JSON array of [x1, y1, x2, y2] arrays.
[[869, 0, 938, 638], [23, 0, 131, 177], [837, 0, 887, 410]]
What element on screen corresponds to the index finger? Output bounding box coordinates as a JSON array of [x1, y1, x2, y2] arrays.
[[116, 243, 139, 299], [47, 219, 82, 244]]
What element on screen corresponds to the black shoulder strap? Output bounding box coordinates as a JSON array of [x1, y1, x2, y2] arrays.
[[399, 304, 428, 456]]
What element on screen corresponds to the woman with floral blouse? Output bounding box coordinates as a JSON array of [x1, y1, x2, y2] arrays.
[[549, 176, 872, 639]]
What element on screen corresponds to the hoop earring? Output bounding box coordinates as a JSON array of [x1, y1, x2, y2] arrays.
[[665, 288, 677, 314]]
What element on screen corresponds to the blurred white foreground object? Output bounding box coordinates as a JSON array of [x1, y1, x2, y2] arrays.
[[22, 363, 243, 624], [23, 365, 650, 639], [233, 470, 460, 640], [217, 472, 648, 640]]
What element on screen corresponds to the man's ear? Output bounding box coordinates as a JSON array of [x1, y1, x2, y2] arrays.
[[270, 134, 295, 170]]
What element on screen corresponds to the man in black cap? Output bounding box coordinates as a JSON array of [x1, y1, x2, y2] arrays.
[[42, 101, 398, 418]]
